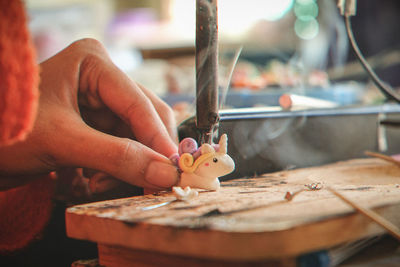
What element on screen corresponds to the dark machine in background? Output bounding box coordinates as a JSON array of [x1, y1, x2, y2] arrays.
[[180, 104, 400, 179]]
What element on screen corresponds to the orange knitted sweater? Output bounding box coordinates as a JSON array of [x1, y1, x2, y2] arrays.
[[0, 0, 54, 253]]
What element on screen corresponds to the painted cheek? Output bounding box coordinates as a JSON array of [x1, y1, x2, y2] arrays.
[[205, 163, 209, 167]]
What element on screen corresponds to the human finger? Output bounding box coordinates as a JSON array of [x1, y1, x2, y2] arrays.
[[52, 121, 179, 190], [136, 83, 178, 144], [77, 41, 177, 158], [88, 172, 122, 194]]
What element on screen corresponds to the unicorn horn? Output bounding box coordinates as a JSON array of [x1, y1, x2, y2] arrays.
[[219, 134, 228, 154]]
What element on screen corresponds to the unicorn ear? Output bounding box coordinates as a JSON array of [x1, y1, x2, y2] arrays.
[[218, 134, 228, 154], [200, 144, 215, 154]]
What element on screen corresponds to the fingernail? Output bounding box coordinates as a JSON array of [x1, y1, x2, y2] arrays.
[[169, 153, 179, 166], [145, 161, 178, 188]]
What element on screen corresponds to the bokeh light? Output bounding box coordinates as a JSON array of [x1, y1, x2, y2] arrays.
[[170, 0, 294, 39], [294, 1, 318, 21], [294, 18, 319, 40], [293, 0, 319, 40]]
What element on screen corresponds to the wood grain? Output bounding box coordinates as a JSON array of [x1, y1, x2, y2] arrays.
[[98, 244, 296, 267], [66, 158, 400, 261]]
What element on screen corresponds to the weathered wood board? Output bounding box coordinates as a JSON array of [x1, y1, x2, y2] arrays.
[[66, 158, 400, 263]]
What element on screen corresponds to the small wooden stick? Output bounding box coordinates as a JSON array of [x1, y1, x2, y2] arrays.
[[284, 189, 305, 201], [327, 186, 400, 241], [364, 151, 400, 167], [279, 94, 338, 110]]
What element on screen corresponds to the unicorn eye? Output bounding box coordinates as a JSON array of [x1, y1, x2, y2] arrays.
[[213, 158, 218, 163]]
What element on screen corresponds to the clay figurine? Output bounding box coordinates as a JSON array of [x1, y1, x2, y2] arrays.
[[172, 186, 199, 201], [172, 134, 235, 191]]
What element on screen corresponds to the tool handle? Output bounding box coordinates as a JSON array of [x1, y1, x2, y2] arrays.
[[196, 0, 219, 144]]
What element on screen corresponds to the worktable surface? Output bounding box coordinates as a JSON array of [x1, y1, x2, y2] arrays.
[[66, 158, 400, 262]]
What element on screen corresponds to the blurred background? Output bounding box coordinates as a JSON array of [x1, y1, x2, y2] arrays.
[[26, 0, 400, 123], [15, 2, 400, 265]]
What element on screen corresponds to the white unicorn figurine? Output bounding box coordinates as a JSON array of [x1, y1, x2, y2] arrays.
[[175, 134, 235, 191]]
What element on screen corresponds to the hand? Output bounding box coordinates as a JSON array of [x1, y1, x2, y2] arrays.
[[0, 39, 179, 191]]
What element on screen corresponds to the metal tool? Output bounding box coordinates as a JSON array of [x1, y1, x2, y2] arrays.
[[195, 0, 219, 144]]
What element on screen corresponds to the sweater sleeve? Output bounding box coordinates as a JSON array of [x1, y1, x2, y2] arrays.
[[0, 0, 54, 254], [0, 176, 54, 253], [0, 0, 39, 146]]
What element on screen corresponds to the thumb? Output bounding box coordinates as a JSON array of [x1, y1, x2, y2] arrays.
[[56, 125, 179, 190]]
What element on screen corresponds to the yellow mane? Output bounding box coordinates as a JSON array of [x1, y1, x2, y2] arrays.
[[179, 152, 215, 173]]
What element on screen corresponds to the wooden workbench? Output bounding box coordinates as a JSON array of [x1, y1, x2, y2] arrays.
[[66, 158, 400, 266]]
